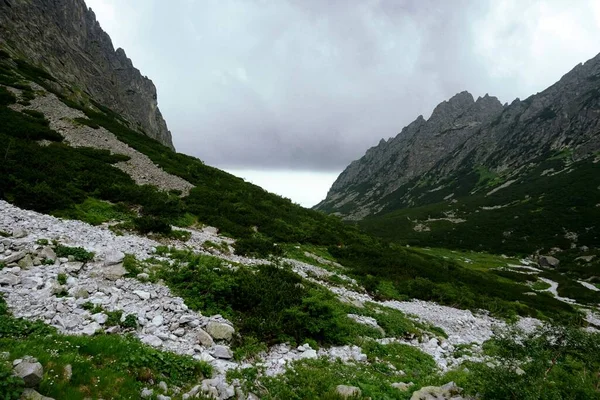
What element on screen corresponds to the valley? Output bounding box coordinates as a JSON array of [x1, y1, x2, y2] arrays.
[[0, 1, 599, 399]]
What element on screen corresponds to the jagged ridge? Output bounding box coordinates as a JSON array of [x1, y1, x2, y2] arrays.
[[0, 0, 174, 148], [316, 52, 600, 222]]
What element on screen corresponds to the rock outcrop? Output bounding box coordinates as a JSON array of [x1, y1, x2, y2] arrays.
[[0, 0, 174, 149], [316, 52, 600, 220]]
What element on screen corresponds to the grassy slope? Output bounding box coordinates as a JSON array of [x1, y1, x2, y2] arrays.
[[0, 54, 587, 324], [360, 156, 600, 255]]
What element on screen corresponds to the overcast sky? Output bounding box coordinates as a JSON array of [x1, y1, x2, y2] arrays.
[[85, 0, 600, 206]]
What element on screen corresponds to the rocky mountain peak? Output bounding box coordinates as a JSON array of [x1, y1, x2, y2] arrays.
[[0, 0, 174, 149], [428, 91, 475, 122]]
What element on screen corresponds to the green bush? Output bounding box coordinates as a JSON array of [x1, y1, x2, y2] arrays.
[[55, 245, 94, 262], [464, 325, 600, 399], [133, 216, 172, 234], [159, 252, 360, 349], [0, 86, 16, 105], [0, 361, 23, 400], [234, 236, 283, 258]]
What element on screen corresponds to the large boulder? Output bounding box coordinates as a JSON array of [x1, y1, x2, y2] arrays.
[[101, 263, 127, 281], [0, 251, 26, 264], [336, 385, 362, 398], [195, 329, 214, 347], [0, 272, 20, 286], [12, 228, 28, 238], [18, 254, 34, 269], [39, 247, 56, 262], [206, 321, 234, 341], [410, 382, 463, 400], [104, 250, 125, 266], [212, 345, 233, 359], [538, 255, 560, 268], [13, 359, 44, 387]]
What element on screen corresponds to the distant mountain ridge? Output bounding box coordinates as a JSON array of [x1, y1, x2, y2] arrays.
[[0, 0, 174, 148], [315, 52, 600, 254], [316, 53, 600, 219]]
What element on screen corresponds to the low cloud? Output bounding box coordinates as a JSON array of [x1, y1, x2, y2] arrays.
[[87, 0, 600, 171]]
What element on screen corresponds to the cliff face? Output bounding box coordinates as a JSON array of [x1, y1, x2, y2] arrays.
[[0, 0, 174, 148], [315, 52, 600, 220]]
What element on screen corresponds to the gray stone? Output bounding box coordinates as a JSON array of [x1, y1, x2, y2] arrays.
[[336, 385, 362, 398], [20, 389, 55, 400], [18, 254, 34, 269], [64, 262, 84, 273], [159, 381, 168, 393], [141, 388, 154, 398], [0, 251, 26, 264], [134, 290, 150, 300], [22, 276, 44, 289], [410, 381, 462, 400], [12, 228, 28, 238], [142, 334, 163, 347], [152, 315, 164, 326], [14, 360, 44, 387], [156, 395, 171, 400], [392, 382, 414, 391], [196, 328, 214, 347], [298, 349, 318, 359], [39, 247, 56, 262], [538, 255, 560, 268], [0, 272, 20, 286], [101, 263, 127, 281], [92, 313, 108, 324], [137, 272, 150, 280], [212, 345, 233, 359], [104, 250, 125, 266], [206, 321, 234, 341]]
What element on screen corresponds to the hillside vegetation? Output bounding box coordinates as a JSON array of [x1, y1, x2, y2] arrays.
[[0, 53, 592, 325]]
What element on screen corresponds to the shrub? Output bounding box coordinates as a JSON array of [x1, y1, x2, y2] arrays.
[[0, 86, 16, 105], [133, 216, 172, 234], [55, 245, 94, 262], [234, 236, 283, 258], [0, 362, 23, 400], [465, 325, 600, 399], [56, 273, 67, 285], [160, 253, 359, 349]]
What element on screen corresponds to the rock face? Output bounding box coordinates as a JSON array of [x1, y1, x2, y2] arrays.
[[316, 53, 600, 220], [538, 255, 560, 269], [0, 0, 174, 149], [14, 359, 44, 388]]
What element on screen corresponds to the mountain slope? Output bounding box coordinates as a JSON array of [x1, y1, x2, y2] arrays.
[[316, 53, 600, 254], [0, 0, 174, 148]]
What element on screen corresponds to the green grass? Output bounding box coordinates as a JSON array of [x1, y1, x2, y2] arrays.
[[55, 198, 136, 225], [54, 245, 94, 263], [411, 247, 520, 272], [360, 156, 600, 256], [531, 281, 551, 291], [0, 296, 210, 400]]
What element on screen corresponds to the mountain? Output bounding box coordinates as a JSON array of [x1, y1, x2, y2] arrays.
[[0, 0, 174, 148], [0, 3, 599, 399], [316, 53, 600, 254]]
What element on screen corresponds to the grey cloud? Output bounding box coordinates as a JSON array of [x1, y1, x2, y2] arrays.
[[88, 0, 600, 171]]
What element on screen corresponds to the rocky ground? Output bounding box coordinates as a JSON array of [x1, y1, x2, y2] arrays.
[[7, 84, 194, 194], [0, 199, 596, 399]]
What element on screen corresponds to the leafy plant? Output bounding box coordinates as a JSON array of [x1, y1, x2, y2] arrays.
[[54, 245, 94, 262], [0, 361, 23, 400]]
